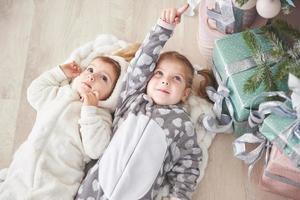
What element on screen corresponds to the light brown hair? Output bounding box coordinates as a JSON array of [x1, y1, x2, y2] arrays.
[[96, 56, 121, 81], [196, 69, 216, 100], [157, 51, 194, 88], [157, 51, 216, 101]]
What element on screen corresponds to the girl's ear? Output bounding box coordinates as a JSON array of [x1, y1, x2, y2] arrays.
[[181, 87, 191, 102]]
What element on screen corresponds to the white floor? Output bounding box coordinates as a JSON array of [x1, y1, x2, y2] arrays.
[[0, 1, 299, 199]]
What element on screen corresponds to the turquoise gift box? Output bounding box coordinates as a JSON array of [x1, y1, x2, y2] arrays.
[[212, 29, 288, 136], [260, 113, 300, 169]]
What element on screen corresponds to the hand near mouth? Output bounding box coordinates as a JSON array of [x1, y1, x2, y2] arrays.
[[82, 91, 99, 106]]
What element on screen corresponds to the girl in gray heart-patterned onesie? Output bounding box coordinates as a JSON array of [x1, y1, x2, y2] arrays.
[[76, 4, 209, 200]]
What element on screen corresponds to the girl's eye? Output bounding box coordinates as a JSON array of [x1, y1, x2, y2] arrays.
[[86, 67, 93, 73], [101, 75, 108, 82], [154, 71, 163, 76], [174, 76, 182, 82]]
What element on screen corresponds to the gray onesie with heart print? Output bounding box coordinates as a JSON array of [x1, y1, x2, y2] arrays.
[[75, 19, 202, 200]]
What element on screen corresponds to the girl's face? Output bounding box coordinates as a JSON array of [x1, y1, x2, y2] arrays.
[[146, 59, 191, 105], [73, 58, 118, 100]]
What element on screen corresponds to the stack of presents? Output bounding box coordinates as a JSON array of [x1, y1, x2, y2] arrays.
[[198, 0, 300, 199]]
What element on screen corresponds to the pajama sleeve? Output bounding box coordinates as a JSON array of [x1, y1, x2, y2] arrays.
[[167, 121, 202, 200], [79, 106, 112, 160], [115, 19, 175, 112], [27, 66, 67, 111]]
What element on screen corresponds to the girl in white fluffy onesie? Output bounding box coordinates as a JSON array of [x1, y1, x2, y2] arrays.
[[0, 54, 129, 200]]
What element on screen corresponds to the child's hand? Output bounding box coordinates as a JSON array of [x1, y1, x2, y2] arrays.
[[60, 61, 82, 79], [160, 4, 189, 25], [82, 91, 100, 106]]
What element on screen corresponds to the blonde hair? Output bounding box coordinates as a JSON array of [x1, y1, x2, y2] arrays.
[[113, 43, 141, 62]]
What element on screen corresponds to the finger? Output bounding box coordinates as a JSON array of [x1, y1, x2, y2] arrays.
[[161, 9, 166, 21], [88, 92, 98, 100], [73, 64, 81, 73], [93, 91, 100, 100], [176, 3, 189, 16], [70, 61, 76, 69], [174, 17, 180, 24], [81, 93, 87, 102], [170, 9, 176, 24], [165, 9, 170, 23]]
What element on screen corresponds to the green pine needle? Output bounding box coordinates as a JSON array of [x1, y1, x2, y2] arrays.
[[242, 30, 277, 93], [235, 0, 250, 6], [272, 19, 300, 40], [243, 74, 261, 93], [243, 30, 260, 54]]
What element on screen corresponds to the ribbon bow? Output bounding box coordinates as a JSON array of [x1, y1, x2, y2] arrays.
[[234, 73, 300, 173], [202, 85, 234, 133], [233, 133, 271, 177]]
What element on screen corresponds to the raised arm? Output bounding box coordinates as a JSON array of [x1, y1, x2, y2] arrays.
[[116, 4, 189, 107], [27, 61, 81, 111]]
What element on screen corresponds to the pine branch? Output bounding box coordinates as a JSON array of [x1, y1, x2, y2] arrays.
[[235, 0, 250, 6], [243, 67, 264, 93], [262, 62, 278, 91], [242, 30, 277, 93], [243, 30, 261, 54], [262, 29, 285, 58], [274, 58, 292, 81], [274, 40, 300, 80], [272, 20, 300, 40]]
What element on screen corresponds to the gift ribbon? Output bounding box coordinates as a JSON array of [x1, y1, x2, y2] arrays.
[[220, 52, 278, 84], [207, 1, 249, 34], [206, 0, 235, 33], [202, 63, 235, 133], [285, 0, 296, 7], [233, 132, 271, 177], [233, 91, 295, 175], [202, 85, 234, 133], [185, 0, 201, 16], [264, 171, 300, 188], [234, 74, 300, 172]]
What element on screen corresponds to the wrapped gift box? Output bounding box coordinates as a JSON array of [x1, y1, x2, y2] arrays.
[[206, 0, 258, 34], [197, 0, 267, 67], [212, 29, 288, 135], [260, 112, 300, 169], [260, 146, 300, 200]]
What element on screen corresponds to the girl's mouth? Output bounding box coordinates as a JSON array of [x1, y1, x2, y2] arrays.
[[82, 82, 92, 89], [158, 89, 170, 94]]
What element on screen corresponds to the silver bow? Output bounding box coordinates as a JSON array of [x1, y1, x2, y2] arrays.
[[234, 75, 300, 173], [202, 85, 234, 133], [233, 133, 271, 177]]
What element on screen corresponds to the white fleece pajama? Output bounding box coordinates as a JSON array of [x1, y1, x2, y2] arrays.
[[0, 66, 112, 200]]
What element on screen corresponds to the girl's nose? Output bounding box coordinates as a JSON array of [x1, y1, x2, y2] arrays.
[[88, 74, 95, 81], [161, 80, 169, 86]]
